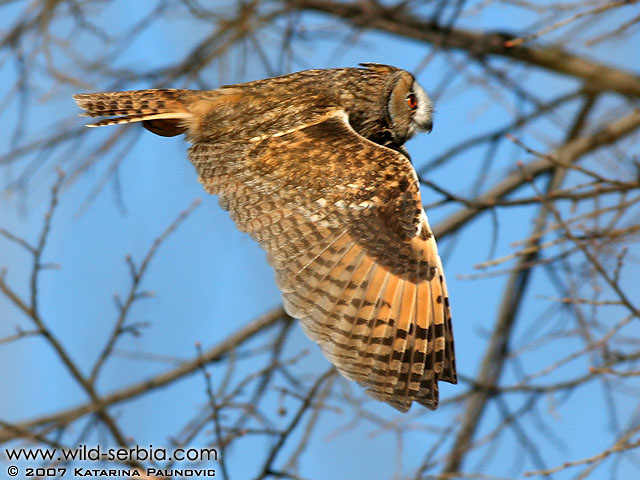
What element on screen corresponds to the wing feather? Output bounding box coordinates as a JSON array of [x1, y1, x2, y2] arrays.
[[188, 110, 455, 411], [305, 241, 371, 348]]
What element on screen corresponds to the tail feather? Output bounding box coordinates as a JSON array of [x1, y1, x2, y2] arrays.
[[73, 89, 194, 137]]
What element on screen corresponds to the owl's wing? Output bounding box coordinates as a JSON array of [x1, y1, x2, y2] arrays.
[[189, 109, 456, 411]]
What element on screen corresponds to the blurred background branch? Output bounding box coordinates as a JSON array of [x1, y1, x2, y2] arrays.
[[1, 1, 639, 479]]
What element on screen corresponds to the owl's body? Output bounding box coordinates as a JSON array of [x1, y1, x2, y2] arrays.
[[74, 64, 456, 411]]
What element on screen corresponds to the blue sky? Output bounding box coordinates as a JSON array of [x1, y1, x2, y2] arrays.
[[1, 1, 639, 479]]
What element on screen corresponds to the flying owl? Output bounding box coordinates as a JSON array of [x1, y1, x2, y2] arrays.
[[74, 63, 456, 412]]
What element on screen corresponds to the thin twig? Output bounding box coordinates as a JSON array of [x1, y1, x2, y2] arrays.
[[256, 368, 335, 480], [89, 198, 201, 385], [0, 307, 286, 444]]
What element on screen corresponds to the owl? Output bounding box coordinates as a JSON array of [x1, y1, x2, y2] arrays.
[[74, 63, 456, 412]]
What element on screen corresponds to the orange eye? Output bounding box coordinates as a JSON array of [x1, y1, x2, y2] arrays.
[[406, 93, 418, 110]]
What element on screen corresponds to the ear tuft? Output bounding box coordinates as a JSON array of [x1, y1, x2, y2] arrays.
[[359, 63, 399, 73]]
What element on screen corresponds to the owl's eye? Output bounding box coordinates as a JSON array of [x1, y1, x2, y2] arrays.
[[406, 93, 418, 110]]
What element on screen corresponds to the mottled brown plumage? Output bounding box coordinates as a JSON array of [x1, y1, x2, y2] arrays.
[[74, 64, 456, 411]]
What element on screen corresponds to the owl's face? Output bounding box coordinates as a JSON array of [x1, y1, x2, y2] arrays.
[[386, 72, 433, 145]]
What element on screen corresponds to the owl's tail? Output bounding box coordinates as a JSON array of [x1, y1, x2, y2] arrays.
[[73, 89, 196, 137]]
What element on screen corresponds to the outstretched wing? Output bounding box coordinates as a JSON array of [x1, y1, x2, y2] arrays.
[[189, 109, 456, 411]]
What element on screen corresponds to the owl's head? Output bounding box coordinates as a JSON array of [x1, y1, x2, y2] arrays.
[[387, 71, 433, 142], [352, 64, 433, 149]]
